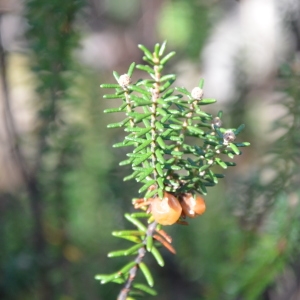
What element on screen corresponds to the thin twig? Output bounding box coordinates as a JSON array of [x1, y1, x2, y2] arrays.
[[117, 221, 157, 300]]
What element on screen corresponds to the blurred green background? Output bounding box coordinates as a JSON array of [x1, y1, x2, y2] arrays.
[[1, 0, 300, 299]]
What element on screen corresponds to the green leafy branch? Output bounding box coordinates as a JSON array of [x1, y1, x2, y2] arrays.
[[96, 42, 249, 299]]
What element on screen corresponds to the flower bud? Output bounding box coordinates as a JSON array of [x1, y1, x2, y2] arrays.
[[223, 130, 236, 145], [191, 87, 204, 100], [118, 74, 131, 88]]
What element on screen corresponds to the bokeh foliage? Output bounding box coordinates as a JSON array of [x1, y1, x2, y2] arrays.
[[1, 0, 300, 300]]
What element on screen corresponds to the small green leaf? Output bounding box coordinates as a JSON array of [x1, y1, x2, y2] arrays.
[[161, 88, 174, 99], [128, 62, 136, 77], [119, 158, 133, 166], [123, 170, 140, 181], [159, 41, 167, 56], [107, 122, 122, 129], [199, 98, 216, 105], [117, 262, 137, 277], [227, 152, 235, 159], [197, 181, 207, 195], [156, 136, 166, 149], [113, 141, 135, 148], [128, 152, 146, 158], [160, 74, 176, 82], [225, 161, 236, 167], [156, 98, 171, 109], [124, 214, 147, 232], [125, 136, 146, 144], [155, 149, 165, 164], [215, 173, 225, 178], [95, 273, 116, 284], [234, 124, 245, 135], [208, 169, 218, 184], [168, 124, 181, 130], [170, 150, 184, 156], [155, 163, 164, 176], [144, 187, 158, 199], [215, 158, 228, 169], [139, 262, 154, 287], [136, 168, 154, 182], [100, 83, 120, 89], [154, 43, 160, 57], [160, 51, 176, 65], [136, 127, 152, 137], [199, 164, 210, 172], [133, 140, 152, 153], [133, 283, 157, 296], [156, 107, 168, 117], [165, 156, 175, 163], [170, 165, 181, 171], [132, 152, 152, 167], [103, 107, 125, 113], [205, 140, 218, 146], [138, 44, 153, 61], [151, 246, 164, 267], [108, 243, 143, 257], [128, 84, 149, 95], [169, 136, 182, 142], [159, 79, 175, 92], [111, 233, 142, 244], [175, 86, 190, 96], [130, 212, 150, 218], [229, 143, 240, 155], [198, 79, 204, 89], [168, 109, 181, 116], [132, 100, 153, 107], [112, 278, 125, 284], [142, 56, 155, 65], [136, 64, 155, 74], [187, 126, 204, 135], [161, 128, 173, 139], [157, 177, 164, 189], [112, 230, 145, 237], [146, 235, 153, 252], [134, 112, 152, 123], [157, 188, 164, 199], [113, 71, 120, 81], [164, 95, 182, 102], [103, 94, 124, 99], [204, 151, 214, 159], [155, 121, 164, 131], [235, 142, 251, 147], [139, 179, 156, 193]]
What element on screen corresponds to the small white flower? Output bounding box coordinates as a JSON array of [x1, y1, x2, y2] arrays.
[[191, 87, 204, 100], [223, 130, 236, 145], [212, 117, 222, 128], [118, 74, 131, 88]]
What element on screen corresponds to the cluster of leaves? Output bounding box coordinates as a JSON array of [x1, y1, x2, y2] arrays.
[[96, 42, 249, 299], [101, 42, 249, 200]]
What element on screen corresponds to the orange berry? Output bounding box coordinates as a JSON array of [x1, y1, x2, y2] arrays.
[[181, 193, 206, 218], [150, 193, 182, 225]]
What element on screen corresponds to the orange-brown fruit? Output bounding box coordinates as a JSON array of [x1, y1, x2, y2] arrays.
[[150, 192, 182, 225], [181, 193, 206, 218]]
